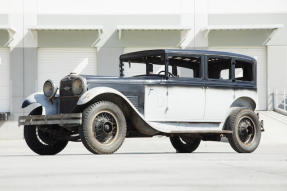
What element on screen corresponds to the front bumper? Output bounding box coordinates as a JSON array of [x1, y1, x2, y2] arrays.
[[18, 113, 82, 126], [260, 120, 264, 132]]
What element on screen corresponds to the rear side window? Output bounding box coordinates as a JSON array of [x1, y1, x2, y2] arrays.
[[235, 60, 253, 81], [208, 57, 232, 80]]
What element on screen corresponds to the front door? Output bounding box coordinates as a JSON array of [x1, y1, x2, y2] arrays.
[[144, 85, 168, 121]]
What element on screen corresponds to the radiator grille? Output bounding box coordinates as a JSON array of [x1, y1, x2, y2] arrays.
[[60, 78, 74, 96], [59, 96, 79, 113]]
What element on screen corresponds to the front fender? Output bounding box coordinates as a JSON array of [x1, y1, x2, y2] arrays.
[[77, 87, 159, 135], [77, 87, 145, 119], [78, 87, 133, 106], [22, 92, 58, 115]]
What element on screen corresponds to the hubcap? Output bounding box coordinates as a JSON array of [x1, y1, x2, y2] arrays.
[[238, 117, 256, 145], [103, 122, 113, 133], [93, 111, 118, 145]]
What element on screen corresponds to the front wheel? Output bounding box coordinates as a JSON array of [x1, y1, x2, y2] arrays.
[[80, 101, 127, 154], [24, 107, 68, 155], [226, 108, 261, 153], [170, 136, 201, 153]]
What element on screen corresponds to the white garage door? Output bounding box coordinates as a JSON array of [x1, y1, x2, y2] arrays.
[[0, 48, 9, 112], [38, 48, 97, 90], [209, 47, 267, 110]]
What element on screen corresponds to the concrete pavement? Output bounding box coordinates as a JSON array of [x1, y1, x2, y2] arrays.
[[0, 111, 287, 191]]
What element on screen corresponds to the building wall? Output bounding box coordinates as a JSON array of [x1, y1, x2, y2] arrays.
[[0, 0, 286, 139]]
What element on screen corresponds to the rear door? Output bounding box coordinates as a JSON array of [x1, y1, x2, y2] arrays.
[[204, 55, 234, 121]]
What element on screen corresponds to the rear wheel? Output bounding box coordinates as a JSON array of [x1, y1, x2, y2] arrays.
[[170, 136, 201, 153], [226, 108, 261, 153], [80, 101, 127, 154], [24, 107, 68, 155]]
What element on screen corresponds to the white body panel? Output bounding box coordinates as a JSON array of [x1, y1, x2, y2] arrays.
[[144, 85, 257, 124], [166, 86, 205, 121], [78, 86, 257, 134], [0, 48, 9, 112], [144, 85, 167, 121], [37, 48, 97, 90], [204, 88, 234, 121]]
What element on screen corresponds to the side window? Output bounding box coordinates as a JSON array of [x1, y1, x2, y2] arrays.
[[123, 62, 146, 77], [208, 57, 232, 80], [168, 56, 201, 79], [235, 60, 253, 81]]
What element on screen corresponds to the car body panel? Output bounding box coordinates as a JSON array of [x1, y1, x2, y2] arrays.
[[21, 92, 59, 115]]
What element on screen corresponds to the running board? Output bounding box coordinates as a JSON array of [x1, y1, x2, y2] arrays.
[[148, 121, 231, 134]]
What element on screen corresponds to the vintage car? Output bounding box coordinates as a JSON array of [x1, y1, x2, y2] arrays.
[[19, 49, 264, 155]]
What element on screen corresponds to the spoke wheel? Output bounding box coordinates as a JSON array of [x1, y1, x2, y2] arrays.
[[93, 111, 119, 145], [238, 117, 256, 145], [226, 108, 261, 153], [80, 101, 127, 154]]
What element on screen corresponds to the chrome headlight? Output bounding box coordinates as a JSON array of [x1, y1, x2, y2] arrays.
[[43, 80, 57, 98], [72, 78, 84, 95]]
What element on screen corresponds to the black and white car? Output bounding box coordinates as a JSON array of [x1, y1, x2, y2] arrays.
[[19, 49, 264, 155]]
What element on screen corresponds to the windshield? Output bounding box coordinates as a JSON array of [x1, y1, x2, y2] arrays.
[[120, 54, 165, 77]]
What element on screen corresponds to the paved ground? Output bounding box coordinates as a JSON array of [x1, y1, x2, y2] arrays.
[[0, 111, 287, 191]]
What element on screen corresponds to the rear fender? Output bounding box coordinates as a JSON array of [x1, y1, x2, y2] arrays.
[[220, 96, 257, 130], [21, 92, 59, 115]]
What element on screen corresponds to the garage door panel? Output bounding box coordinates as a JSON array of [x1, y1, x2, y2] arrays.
[[38, 48, 97, 90], [0, 90, 9, 98], [0, 48, 9, 112], [0, 72, 9, 84], [209, 47, 266, 110]]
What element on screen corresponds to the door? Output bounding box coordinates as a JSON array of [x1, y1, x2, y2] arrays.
[[0, 48, 9, 112], [165, 54, 205, 121], [166, 85, 205, 121], [144, 85, 167, 121], [209, 47, 266, 110], [204, 55, 234, 122], [37, 48, 97, 90]]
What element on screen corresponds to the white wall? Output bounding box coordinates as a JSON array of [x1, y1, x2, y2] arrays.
[[267, 46, 287, 108], [208, 0, 287, 14]]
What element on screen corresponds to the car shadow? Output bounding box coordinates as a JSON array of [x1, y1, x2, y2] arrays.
[[0, 151, 235, 157]]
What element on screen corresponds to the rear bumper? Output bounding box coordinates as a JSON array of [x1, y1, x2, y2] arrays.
[[18, 113, 82, 126]]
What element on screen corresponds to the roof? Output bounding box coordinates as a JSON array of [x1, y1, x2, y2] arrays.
[[0, 25, 15, 34], [120, 49, 256, 62], [205, 24, 284, 31], [117, 25, 191, 31], [29, 25, 103, 31], [204, 24, 284, 44]]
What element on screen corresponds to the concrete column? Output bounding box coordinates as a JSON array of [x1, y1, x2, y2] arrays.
[[9, 0, 38, 119], [97, 47, 124, 76], [9, 0, 24, 119], [180, 0, 208, 49]]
